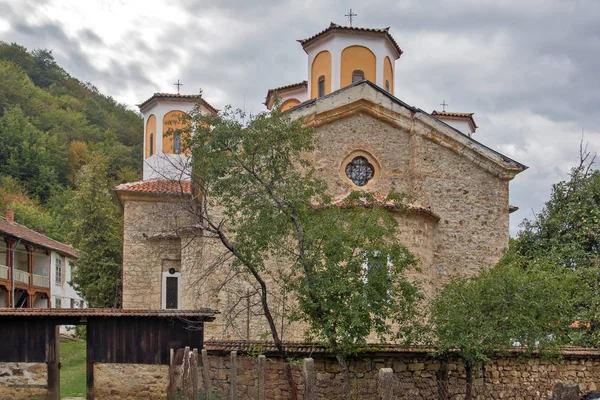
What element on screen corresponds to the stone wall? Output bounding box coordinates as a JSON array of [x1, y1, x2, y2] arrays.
[[93, 363, 169, 400], [203, 349, 600, 400], [0, 362, 47, 400]]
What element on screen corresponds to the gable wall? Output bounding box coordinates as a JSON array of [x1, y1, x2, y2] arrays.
[[312, 113, 509, 296]]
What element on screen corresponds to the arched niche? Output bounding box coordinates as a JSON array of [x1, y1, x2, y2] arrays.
[[162, 110, 191, 155], [281, 98, 301, 112], [384, 56, 394, 95], [145, 114, 156, 159], [311, 50, 331, 99], [340, 46, 376, 88]]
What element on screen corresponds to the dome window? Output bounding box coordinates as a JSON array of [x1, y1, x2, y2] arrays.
[[149, 133, 154, 155], [352, 70, 365, 83], [318, 75, 325, 98]]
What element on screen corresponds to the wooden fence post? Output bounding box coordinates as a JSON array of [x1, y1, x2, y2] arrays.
[[183, 346, 190, 395], [201, 349, 213, 400], [378, 368, 394, 400], [230, 350, 238, 400], [192, 348, 199, 400], [303, 358, 315, 400], [258, 355, 266, 400]]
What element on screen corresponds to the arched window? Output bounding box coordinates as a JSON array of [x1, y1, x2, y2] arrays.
[[352, 70, 365, 83], [385, 80, 390, 93], [318, 75, 325, 98], [149, 133, 154, 155], [345, 156, 374, 186], [174, 132, 181, 154]]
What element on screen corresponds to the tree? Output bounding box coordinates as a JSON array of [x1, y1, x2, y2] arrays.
[[184, 105, 421, 396], [67, 155, 122, 308], [506, 144, 600, 345], [429, 261, 575, 400]]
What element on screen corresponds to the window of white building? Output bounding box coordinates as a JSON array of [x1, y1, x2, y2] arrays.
[[55, 257, 62, 285]]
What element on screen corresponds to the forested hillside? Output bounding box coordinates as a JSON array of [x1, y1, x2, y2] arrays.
[[0, 41, 142, 245]]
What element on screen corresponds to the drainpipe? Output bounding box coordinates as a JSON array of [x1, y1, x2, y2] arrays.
[[10, 238, 22, 308]]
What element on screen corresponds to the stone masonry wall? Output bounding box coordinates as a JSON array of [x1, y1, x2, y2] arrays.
[[0, 362, 47, 400], [93, 363, 169, 400], [204, 351, 600, 400]]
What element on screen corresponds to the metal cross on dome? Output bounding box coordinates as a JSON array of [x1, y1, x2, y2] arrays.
[[440, 100, 449, 112], [345, 8, 357, 27], [174, 79, 183, 94]]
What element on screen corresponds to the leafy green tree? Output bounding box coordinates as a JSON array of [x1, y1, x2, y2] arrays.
[[187, 105, 421, 396], [429, 261, 575, 400], [0, 106, 63, 201], [67, 155, 122, 308], [506, 146, 600, 345]]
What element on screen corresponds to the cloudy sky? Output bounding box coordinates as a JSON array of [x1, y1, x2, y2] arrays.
[[1, 0, 599, 235]]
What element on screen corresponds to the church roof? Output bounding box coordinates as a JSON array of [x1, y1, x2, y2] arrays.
[[264, 81, 308, 105], [298, 23, 403, 58], [137, 93, 219, 115], [431, 110, 478, 129], [292, 79, 527, 177], [327, 191, 440, 221], [0, 215, 78, 258], [114, 179, 192, 195]]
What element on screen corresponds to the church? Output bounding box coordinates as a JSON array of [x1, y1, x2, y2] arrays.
[[115, 22, 526, 341]]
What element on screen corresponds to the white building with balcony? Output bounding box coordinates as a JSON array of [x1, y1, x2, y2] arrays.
[[0, 208, 84, 309]]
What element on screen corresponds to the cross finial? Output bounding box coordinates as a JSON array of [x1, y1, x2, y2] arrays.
[[345, 8, 357, 27], [440, 100, 449, 112], [174, 79, 183, 94], [198, 88, 203, 97]]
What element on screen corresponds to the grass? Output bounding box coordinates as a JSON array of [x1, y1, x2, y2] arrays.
[[60, 339, 86, 398]]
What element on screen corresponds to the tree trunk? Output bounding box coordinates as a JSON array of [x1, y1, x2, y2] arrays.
[[336, 353, 351, 395], [436, 355, 449, 400], [465, 360, 473, 400]]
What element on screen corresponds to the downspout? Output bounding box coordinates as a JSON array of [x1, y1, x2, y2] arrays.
[[10, 238, 22, 308]]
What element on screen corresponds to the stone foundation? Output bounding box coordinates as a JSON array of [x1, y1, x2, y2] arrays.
[[93, 363, 169, 400], [0, 362, 47, 400]]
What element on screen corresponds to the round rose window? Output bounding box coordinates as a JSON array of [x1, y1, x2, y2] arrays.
[[345, 156, 374, 186]]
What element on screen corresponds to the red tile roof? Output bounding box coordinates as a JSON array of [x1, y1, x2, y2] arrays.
[[265, 81, 308, 105], [298, 23, 403, 57], [137, 93, 219, 115], [204, 340, 600, 357], [319, 191, 440, 221], [0, 216, 78, 258], [0, 308, 216, 319], [114, 179, 192, 195], [431, 111, 478, 129]]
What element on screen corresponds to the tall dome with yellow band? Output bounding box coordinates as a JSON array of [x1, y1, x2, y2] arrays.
[[265, 23, 402, 110]]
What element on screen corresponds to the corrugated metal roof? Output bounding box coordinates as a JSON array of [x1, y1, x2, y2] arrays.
[[0, 216, 78, 258]]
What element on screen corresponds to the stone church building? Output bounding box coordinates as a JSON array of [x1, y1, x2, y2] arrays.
[[115, 23, 526, 341]]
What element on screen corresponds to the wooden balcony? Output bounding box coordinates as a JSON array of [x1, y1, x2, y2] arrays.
[[0, 265, 50, 288]]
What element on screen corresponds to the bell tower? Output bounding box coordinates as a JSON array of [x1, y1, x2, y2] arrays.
[[137, 92, 218, 181]]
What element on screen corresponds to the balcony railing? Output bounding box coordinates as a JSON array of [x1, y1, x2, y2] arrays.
[[33, 274, 50, 288], [14, 269, 29, 285], [0, 265, 49, 288]]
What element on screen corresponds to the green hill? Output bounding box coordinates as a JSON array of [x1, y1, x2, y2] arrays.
[[0, 42, 143, 242]]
